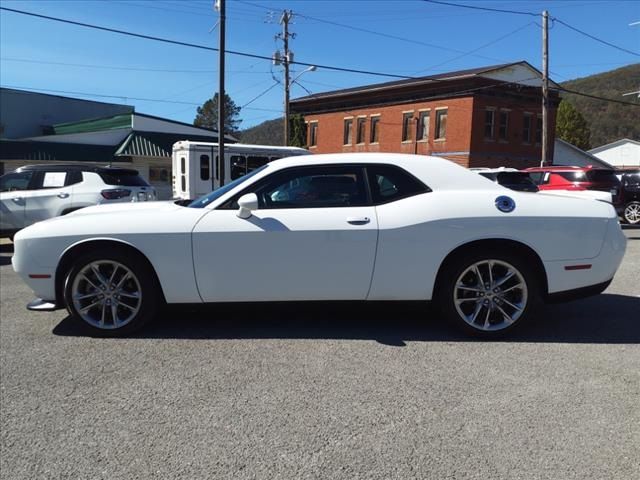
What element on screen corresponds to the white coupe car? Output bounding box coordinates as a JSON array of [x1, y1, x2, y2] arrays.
[[12, 153, 626, 338]]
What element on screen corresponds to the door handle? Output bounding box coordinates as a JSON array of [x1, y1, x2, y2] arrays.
[[11, 197, 23, 203], [347, 217, 370, 225], [57, 192, 70, 199]]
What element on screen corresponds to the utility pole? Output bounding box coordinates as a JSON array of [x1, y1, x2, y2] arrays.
[[541, 10, 549, 167], [216, 0, 226, 187], [280, 10, 293, 146]]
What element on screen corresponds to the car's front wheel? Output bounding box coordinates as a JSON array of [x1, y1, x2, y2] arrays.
[[438, 250, 541, 338], [63, 249, 161, 336], [623, 201, 640, 225]]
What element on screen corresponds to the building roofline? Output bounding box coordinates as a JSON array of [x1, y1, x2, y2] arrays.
[[588, 138, 640, 154], [0, 87, 135, 111], [555, 138, 613, 168], [291, 61, 554, 104]]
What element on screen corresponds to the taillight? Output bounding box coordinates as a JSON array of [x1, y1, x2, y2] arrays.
[[101, 188, 131, 200]]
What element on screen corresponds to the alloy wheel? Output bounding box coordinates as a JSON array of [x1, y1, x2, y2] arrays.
[[453, 259, 528, 332], [71, 260, 142, 329], [624, 203, 640, 224]]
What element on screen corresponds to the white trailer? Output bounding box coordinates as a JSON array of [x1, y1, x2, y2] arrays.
[[172, 141, 310, 199]]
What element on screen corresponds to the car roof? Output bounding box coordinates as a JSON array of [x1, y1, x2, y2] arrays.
[[267, 153, 502, 191], [524, 166, 613, 172], [12, 164, 139, 175]]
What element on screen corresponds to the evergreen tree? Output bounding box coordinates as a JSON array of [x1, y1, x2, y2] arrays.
[[289, 115, 307, 147], [555, 100, 591, 150], [194, 93, 242, 135]]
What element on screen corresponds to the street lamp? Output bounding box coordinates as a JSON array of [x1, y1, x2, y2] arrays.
[[285, 65, 316, 146]]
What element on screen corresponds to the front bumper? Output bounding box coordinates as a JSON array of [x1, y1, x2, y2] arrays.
[[27, 298, 62, 311]]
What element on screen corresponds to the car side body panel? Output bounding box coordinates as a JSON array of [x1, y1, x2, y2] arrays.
[[368, 190, 619, 300], [12, 202, 206, 303]]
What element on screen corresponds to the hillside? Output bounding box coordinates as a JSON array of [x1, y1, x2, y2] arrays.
[[560, 63, 640, 148], [237, 118, 283, 145]]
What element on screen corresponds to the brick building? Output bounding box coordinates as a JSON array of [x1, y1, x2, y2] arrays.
[[290, 61, 560, 169]]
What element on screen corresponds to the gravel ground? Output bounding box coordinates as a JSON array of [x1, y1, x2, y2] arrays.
[[1, 228, 639, 479]]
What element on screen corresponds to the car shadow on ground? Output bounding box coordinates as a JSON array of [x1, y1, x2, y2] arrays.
[[0, 242, 13, 266], [53, 294, 640, 345]]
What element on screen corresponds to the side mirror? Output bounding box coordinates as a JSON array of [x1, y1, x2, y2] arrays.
[[237, 193, 258, 219]]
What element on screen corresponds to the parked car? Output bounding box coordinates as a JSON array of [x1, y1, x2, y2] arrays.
[[0, 164, 155, 239], [620, 169, 640, 224], [524, 166, 622, 211], [12, 153, 625, 339], [471, 168, 539, 192]]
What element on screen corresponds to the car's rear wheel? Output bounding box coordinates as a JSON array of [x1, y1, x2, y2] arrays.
[[623, 201, 640, 225], [438, 250, 541, 338], [63, 249, 160, 336]]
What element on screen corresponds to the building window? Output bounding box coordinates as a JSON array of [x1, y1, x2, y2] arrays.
[[343, 118, 353, 145], [401, 112, 413, 142], [309, 122, 318, 147], [370, 116, 380, 144], [522, 113, 532, 144], [498, 111, 509, 141], [484, 109, 495, 139], [435, 109, 447, 140], [356, 117, 366, 144], [417, 111, 430, 141], [200, 154, 210, 181], [535, 116, 542, 144]]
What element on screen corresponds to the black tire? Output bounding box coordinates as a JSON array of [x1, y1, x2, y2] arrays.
[[437, 248, 542, 339], [63, 248, 161, 337], [623, 201, 640, 225]]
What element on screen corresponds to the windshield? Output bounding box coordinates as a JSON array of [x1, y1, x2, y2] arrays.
[[188, 164, 268, 208]]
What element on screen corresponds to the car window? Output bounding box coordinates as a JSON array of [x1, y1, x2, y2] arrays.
[[38, 171, 68, 189], [0, 171, 34, 192], [367, 164, 429, 204], [557, 171, 587, 182], [255, 166, 368, 209], [99, 170, 149, 186], [189, 165, 268, 208], [527, 172, 545, 185], [585, 170, 619, 184]]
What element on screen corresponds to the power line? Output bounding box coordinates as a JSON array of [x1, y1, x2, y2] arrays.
[[0, 84, 283, 112], [555, 86, 640, 106], [295, 12, 501, 60], [242, 82, 281, 108], [0, 57, 270, 74], [0, 6, 414, 80], [422, 0, 537, 17], [413, 21, 535, 74], [553, 18, 640, 57]]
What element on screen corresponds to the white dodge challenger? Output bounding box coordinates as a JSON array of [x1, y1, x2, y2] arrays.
[[12, 153, 626, 338]]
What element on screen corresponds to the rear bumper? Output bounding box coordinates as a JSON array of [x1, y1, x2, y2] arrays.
[[546, 279, 612, 304]]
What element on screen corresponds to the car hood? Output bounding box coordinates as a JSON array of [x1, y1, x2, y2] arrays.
[[66, 200, 181, 217]]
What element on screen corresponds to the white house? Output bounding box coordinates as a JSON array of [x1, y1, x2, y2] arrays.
[[588, 139, 640, 169], [553, 139, 612, 168]]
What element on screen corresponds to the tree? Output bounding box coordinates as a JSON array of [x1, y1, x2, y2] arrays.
[[289, 114, 307, 147], [194, 93, 242, 135], [555, 99, 591, 150]]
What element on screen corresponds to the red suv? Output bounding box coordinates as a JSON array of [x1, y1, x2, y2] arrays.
[[524, 166, 622, 210]]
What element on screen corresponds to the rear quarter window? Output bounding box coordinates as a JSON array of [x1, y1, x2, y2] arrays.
[[99, 171, 149, 186], [586, 170, 620, 184]]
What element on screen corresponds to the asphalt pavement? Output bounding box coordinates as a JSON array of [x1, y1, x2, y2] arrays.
[[1, 228, 639, 479]]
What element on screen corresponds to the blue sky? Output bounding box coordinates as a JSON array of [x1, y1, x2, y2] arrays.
[[1, 0, 638, 129]]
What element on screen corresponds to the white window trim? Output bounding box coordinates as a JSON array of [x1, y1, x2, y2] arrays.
[[356, 117, 367, 145], [369, 114, 381, 145], [308, 120, 318, 149], [434, 108, 448, 141], [401, 111, 415, 143], [417, 109, 431, 143], [343, 117, 354, 146]]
